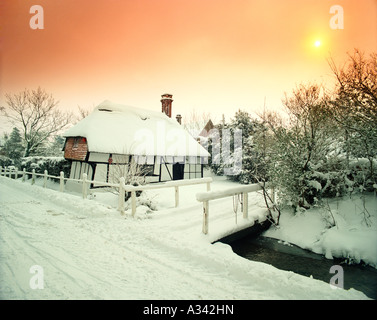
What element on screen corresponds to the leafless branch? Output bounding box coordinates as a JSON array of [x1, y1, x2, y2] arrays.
[[2, 87, 73, 156]]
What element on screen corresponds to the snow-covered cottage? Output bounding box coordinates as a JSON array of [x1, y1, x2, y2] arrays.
[[63, 94, 209, 187]]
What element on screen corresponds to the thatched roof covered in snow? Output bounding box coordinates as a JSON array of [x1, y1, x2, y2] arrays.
[[64, 100, 209, 158]]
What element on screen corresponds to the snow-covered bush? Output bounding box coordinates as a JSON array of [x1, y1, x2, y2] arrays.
[[0, 155, 13, 167], [310, 156, 349, 198], [348, 158, 377, 193], [261, 84, 345, 211], [21, 156, 71, 177]]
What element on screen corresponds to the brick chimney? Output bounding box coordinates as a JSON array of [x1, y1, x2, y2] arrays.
[[161, 93, 173, 118]]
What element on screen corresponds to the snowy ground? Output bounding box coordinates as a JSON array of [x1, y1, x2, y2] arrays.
[[0, 174, 371, 300], [264, 193, 377, 268]]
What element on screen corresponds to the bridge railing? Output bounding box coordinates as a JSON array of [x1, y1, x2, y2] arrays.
[[196, 183, 274, 234]]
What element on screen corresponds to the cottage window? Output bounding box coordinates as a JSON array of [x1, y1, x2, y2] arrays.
[[184, 163, 202, 179]]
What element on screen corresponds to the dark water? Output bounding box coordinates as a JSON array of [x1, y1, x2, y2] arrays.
[[229, 235, 377, 299]]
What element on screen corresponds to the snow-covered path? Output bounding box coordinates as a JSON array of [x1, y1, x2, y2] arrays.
[[0, 176, 369, 299], [0, 179, 243, 299]]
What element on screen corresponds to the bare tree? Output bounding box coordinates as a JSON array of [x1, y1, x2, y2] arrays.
[[2, 87, 73, 157], [107, 156, 152, 204], [328, 49, 377, 185], [328, 49, 377, 135], [283, 84, 336, 172], [75, 105, 95, 123], [182, 109, 213, 137]]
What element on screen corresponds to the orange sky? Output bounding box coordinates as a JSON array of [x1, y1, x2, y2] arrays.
[[1, 0, 376, 131]]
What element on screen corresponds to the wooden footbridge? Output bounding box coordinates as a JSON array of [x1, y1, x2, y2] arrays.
[[196, 182, 276, 237]]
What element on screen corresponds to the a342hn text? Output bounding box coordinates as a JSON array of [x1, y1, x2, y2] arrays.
[[143, 304, 234, 317]]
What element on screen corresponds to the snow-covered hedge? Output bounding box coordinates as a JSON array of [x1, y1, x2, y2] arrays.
[[348, 158, 377, 192], [21, 156, 71, 177], [0, 155, 13, 167]]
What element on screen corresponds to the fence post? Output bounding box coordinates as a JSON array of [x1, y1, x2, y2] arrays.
[[118, 177, 125, 215], [8, 167, 11, 178], [202, 200, 209, 234], [243, 192, 248, 219], [59, 171, 65, 192], [82, 173, 88, 199], [131, 191, 136, 216], [43, 170, 48, 188], [22, 168, 26, 182], [0, 166, 2, 176], [175, 186, 179, 207], [14, 167, 18, 179], [206, 181, 211, 191], [31, 169, 36, 185]]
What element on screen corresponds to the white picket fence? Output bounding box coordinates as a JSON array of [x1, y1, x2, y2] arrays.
[[1, 165, 274, 235], [196, 183, 274, 234], [0, 166, 212, 216]]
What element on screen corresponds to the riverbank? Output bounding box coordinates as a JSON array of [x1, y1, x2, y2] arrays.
[[263, 193, 377, 268], [230, 235, 377, 299]]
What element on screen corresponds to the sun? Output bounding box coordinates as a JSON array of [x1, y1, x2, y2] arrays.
[[314, 40, 321, 47]]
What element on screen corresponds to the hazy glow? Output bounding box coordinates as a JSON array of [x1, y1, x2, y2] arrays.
[[314, 40, 322, 47], [0, 0, 376, 133]]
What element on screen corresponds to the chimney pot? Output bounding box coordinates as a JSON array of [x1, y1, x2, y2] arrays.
[[161, 93, 173, 118], [176, 114, 182, 124]]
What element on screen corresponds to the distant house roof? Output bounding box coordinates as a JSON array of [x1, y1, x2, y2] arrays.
[[198, 119, 215, 138], [63, 100, 209, 157]]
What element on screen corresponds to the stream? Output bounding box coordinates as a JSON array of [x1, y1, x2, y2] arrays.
[[229, 234, 377, 299]]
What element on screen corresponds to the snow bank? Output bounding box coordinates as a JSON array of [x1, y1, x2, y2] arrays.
[[265, 194, 377, 268]]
